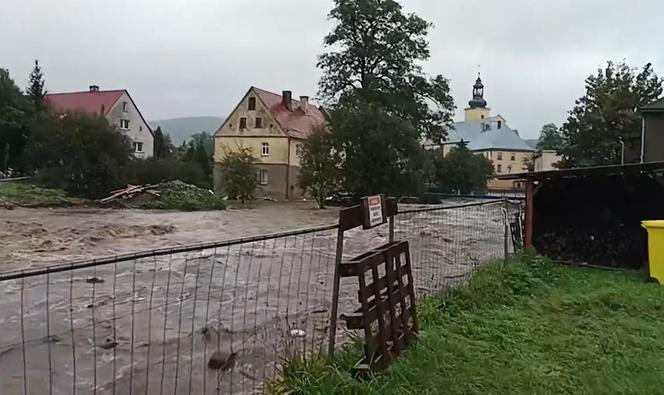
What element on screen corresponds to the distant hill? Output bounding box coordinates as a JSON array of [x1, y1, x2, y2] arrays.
[[149, 116, 224, 145]]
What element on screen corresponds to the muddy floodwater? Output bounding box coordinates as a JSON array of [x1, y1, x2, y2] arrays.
[[0, 202, 340, 272], [0, 200, 519, 394]]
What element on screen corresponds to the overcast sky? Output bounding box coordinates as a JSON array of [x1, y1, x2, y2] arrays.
[[2, 0, 662, 138]]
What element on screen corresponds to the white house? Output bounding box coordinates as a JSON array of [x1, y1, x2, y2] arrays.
[[45, 85, 154, 157]]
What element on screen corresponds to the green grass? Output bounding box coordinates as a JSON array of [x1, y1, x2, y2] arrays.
[[0, 181, 84, 207], [270, 254, 664, 394]]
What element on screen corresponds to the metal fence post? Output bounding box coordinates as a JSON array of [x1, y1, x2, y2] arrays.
[[503, 199, 509, 261], [388, 214, 395, 243], [327, 226, 344, 357]]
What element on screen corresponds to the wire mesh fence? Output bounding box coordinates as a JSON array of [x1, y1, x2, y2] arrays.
[[0, 199, 522, 394], [395, 200, 521, 297]]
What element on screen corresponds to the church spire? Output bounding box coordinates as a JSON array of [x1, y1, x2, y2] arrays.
[[468, 72, 487, 109]]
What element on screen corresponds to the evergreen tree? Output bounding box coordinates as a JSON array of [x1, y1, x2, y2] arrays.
[[194, 138, 212, 181], [560, 61, 662, 167], [153, 126, 174, 158], [26, 60, 47, 112]]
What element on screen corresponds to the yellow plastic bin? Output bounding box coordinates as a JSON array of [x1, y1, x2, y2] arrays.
[[642, 220, 664, 284]]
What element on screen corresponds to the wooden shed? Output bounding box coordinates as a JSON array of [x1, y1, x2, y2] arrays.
[[500, 162, 664, 269]]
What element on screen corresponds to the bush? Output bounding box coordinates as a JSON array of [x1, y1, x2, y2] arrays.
[[25, 113, 133, 198], [140, 181, 226, 211], [126, 158, 208, 188]]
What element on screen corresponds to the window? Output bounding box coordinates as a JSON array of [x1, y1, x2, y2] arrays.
[[122, 101, 128, 112], [507, 165, 512, 173], [139, 126, 143, 131], [255, 117, 263, 128], [133, 142, 144, 152], [248, 97, 256, 111], [258, 169, 269, 185], [497, 164, 502, 173], [120, 119, 130, 129], [497, 152, 503, 160], [239, 117, 247, 129], [510, 153, 515, 161], [497, 120, 502, 129], [481, 114, 485, 119], [261, 142, 270, 156]]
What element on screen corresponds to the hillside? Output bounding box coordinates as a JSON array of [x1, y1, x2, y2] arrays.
[[149, 116, 224, 145]]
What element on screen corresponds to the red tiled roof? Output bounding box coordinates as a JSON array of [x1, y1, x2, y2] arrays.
[[253, 87, 326, 139], [45, 90, 125, 116]]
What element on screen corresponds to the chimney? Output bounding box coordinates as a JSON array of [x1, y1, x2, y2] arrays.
[[89, 85, 99, 92], [300, 96, 309, 114], [282, 90, 292, 111]]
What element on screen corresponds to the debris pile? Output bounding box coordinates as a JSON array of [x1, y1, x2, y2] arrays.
[[99, 181, 227, 211]]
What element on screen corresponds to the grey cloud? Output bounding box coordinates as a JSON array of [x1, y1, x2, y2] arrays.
[[1, 0, 662, 138]]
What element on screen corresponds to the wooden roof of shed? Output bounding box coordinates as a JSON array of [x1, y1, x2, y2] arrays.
[[498, 161, 664, 181]]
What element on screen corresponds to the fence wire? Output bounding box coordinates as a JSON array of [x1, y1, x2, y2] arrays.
[[395, 200, 521, 297], [0, 199, 522, 394]]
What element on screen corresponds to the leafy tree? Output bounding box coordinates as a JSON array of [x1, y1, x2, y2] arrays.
[[318, 0, 455, 143], [0, 69, 32, 171], [433, 142, 494, 194], [218, 146, 257, 203], [298, 127, 342, 208], [26, 60, 47, 112], [330, 100, 431, 197], [560, 61, 663, 167], [24, 113, 133, 198], [536, 123, 563, 151], [317, 0, 455, 197]]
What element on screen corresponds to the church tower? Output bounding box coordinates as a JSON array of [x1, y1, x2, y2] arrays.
[[464, 73, 491, 121]]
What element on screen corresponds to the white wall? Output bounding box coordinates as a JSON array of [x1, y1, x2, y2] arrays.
[[106, 91, 154, 158]]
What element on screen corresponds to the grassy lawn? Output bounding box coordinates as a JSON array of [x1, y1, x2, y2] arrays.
[[271, 254, 664, 394], [0, 181, 84, 207]]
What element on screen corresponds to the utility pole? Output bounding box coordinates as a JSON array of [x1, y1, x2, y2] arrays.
[[618, 137, 625, 165]]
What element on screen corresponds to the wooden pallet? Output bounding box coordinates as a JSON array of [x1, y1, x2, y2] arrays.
[[340, 241, 418, 375]]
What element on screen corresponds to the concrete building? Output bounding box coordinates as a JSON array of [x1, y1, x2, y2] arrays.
[[214, 87, 326, 200], [641, 97, 664, 163], [426, 74, 535, 190], [533, 150, 562, 172], [45, 86, 154, 158]]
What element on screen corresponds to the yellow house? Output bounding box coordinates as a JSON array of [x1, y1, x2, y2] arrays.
[[214, 87, 326, 200], [425, 74, 535, 191]]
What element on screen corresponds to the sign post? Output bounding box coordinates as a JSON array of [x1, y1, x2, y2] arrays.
[[362, 195, 386, 229]]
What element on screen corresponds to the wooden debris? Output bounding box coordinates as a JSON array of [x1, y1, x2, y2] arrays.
[[99, 184, 160, 204]]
